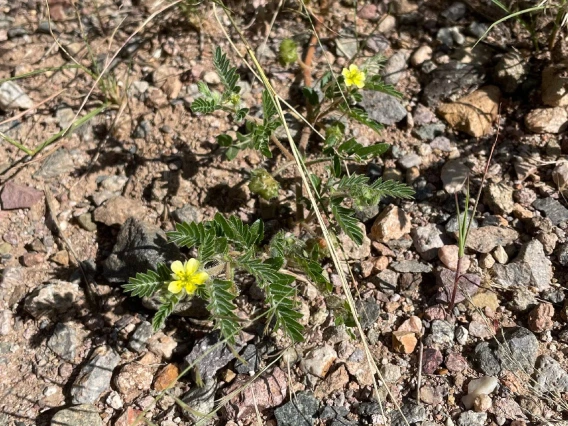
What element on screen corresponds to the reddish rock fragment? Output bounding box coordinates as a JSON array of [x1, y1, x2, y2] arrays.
[[1, 181, 43, 210]]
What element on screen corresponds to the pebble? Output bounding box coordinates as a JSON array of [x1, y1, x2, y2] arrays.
[[390, 401, 425, 426], [438, 245, 470, 272], [472, 327, 538, 375], [24, 281, 84, 320], [484, 182, 514, 214], [302, 345, 337, 378], [224, 367, 288, 419], [378, 15, 396, 33], [465, 226, 518, 253], [77, 212, 97, 232], [436, 267, 479, 304], [412, 224, 446, 260], [182, 380, 218, 423], [370, 205, 411, 242], [533, 355, 568, 392], [398, 153, 421, 169], [360, 91, 407, 125], [392, 330, 417, 353], [93, 196, 146, 226], [47, 322, 82, 361], [458, 411, 487, 426], [411, 45, 432, 67], [553, 162, 568, 196], [380, 364, 401, 383], [171, 204, 203, 224], [528, 303, 554, 333], [446, 352, 468, 372], [128, 321, 153, 352], [533, 197, 568, 225], [422, 347, 443, 374], [0, 310, 13, 335], [391, 260, 432, 273], [493, 52, 528, 93], [441, 159, 470, 193], [103, 218, 180, 284], [0, 181, 43, 210], [525, 107, 568, 133], [34, 148, 74, 179], [422, 61, 484, 107], [184, 332, 246, 383], [50, 404, 103, 426], [542, 65, 568, 107], [442, 2, 467, 20], [0, 81, 34, 110], [153, 363, 179, 391], [438, 86, 501, 137], [274, 392, 320, 426], [114, 361, 154, 403], [355, 299, 381, 328], [462, 377, 498, 409], [71, 345, 120, 404], [413, 122, 446, 141], [382, 51, 408, 85], [426, 320, 455, 346]]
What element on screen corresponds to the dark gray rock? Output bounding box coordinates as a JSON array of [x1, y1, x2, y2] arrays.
[[71, 345, 120, 404], [50, 404, 103, 426], [331, 419, 357, 426], [133, 120, 152, 139], [533, 197, 568, 225], [47, 322, 81, 361], [274, 392, 320, 426], [390, 400, 425, 426], [412, 123, 446, 141], [127, 321, 153, 353], [445, 211, 478, 234], [373, 270, 399, 294], [442, 2, 467, 20], [320, 406, 350, 420], [102, 218, 180, 283], [534, 355, 568, 393], [472, 327, 538, 375], [358, 402, 381, 416], [355, 299, 381, 329], [422, 61, 485, 107], [558, 243, 568, 266], [184, 332, 246, 383], [360, 91, 407, 125], [234, 344, 259, 374], [182, 379, 217, 423]]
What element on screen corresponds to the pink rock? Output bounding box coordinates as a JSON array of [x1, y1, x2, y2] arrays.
[[445, 352, 467, 372], [1, 181, 43, 210], [422, 347, 443, 374], [357, 4, 378, 20]]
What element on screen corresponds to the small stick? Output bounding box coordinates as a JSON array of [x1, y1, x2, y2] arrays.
[[416, 335, 424, 403]]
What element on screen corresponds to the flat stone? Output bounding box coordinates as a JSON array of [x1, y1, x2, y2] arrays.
[[355, 298, 381, 328], [302, 345, 337, 378], [128, 321, 153, 352], [34, 148, 74, 179], [534, 355, 568, 393], [47, 322, 82, 361], [542, 65, 568, 107], [465, 226, 518, 253], [71, 345, 120, 404], [533, 197, 568, 225], [184, 332, 246, 383], [50, 404, 102, 426], [382, 51, 409, 85], [24, 281, 84, 320], [360, 91, 407, 125], [422, 347, 443, 374], [493, 52, 528, 93], [525, 107, 568, 134], [436, 267, 479, 304], [93, 196, 146, 226], [441, 159, 470, 193], [1, 181, 43, 210], [274, 392, 320, 426], [458, 411, 487, 426], [102, 217, 180, 283], [234, 344, 259, 374], [0, 81, 33, 110], [391, 260, 432, 273], [422, 61, 485, 107]]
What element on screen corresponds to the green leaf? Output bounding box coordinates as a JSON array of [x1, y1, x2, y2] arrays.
[[207, 279, 240, 344], [370, 178, 415, 199], [213, 46, 240, 94], [226, 146, 240, 160], [197, 81, 213, 98], [152, 294, 179, 331], [331, 203, 363, 245], [167, 221, 209, 248], [325, 122, 345, 148], [342, 106, 383, 133], [354, 143, 390, 158], [262, 90, 277, 122], [364, 75, 401, 98], [191, 98, 218, 114], [217, 134, 233, 147], [331, 155, 341, 178], [213, 214, 263, 249], [235, 107, 248, 121], [123, 263, 170, 297], [198, 231, 217, 263], [302, 87, 320, 106]]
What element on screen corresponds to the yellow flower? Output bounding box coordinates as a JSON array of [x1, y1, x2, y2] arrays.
[[168, 259, 209, 295], [342, 64, 366, 89]]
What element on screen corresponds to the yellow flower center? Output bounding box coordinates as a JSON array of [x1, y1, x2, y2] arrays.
[[168, 259, 209, 295]]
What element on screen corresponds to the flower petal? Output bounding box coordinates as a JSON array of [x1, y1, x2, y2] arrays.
[[349, 64, 358, 72], [168, 280, 184, 294], [342, 68, 349, 78], [191, 271, 209, 286], [171, 260, 184, 276], [185, 258, 200, 275]]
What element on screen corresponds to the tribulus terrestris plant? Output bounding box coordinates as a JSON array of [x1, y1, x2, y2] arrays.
[[123, 46, 414, 343]]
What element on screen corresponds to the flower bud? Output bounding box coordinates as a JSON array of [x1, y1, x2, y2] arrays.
[[249, 168, 280, 200]]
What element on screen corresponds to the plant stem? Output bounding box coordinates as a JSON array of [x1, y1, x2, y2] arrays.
[[0, 132, 33, 155], [272, 156, 333, 176]]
